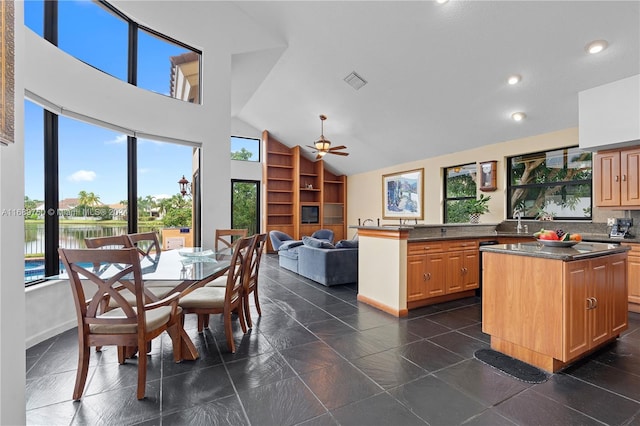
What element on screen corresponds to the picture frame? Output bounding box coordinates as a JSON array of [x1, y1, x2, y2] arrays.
[[382, 168, 424, 219], [0, 0, 15, 145], [479, 161, 497, 192]]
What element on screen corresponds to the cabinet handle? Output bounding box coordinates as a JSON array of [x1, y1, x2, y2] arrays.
[[424, 273, 431, 281], [592, 297, 598, 308], [615, 175, 619, 182], [622, 174, 627, 182], [587, 298, 593, 309]]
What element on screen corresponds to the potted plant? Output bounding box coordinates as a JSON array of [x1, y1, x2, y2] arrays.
[[467, 194, 491, 223]]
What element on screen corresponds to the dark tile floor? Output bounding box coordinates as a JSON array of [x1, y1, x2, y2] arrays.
[[26, 254, 640, 425]]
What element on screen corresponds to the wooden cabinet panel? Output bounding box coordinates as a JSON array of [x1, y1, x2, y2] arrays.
[[624, 243, 640, 311], [611, 253, 629, 333], [564, 260, 590, 360], [407, 240, 476, 303], [594, 147, 640, 208], [589, 258, 611, 348]]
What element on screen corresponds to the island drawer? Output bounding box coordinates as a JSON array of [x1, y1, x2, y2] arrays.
[[446, 240, 478, 251], [408, 241, 445, 254]]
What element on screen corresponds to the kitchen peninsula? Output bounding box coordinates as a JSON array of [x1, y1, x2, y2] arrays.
[[481, 241, 629, 372]]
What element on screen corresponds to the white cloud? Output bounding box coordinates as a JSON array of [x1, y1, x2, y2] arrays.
[[68, 170, 97, 182], [105, 134, 127, 145], [138, 168, 153, 174], [154, 194, 171, 200]]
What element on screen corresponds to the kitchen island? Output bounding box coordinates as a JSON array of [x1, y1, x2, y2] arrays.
[[480, 241, 629, 372]]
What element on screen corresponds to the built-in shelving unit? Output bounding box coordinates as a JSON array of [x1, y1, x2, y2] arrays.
[[263, 131, 347, 252]]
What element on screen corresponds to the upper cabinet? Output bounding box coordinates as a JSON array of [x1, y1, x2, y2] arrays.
[[579, 75, 640, 151], [594, 146, 640, 208]]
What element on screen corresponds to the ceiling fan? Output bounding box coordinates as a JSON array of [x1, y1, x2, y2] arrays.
[[306, 114, 349, 160]]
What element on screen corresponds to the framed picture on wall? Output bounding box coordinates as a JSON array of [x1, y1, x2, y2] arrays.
[[382, 168, 424, 219], [479, 161, 497, 192], [0, 0, 15, 145]]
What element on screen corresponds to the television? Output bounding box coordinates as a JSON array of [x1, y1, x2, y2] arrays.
[[301, 205, 319, 224]]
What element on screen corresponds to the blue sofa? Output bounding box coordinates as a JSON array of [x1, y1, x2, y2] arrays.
[[269, 231, 358, 286]]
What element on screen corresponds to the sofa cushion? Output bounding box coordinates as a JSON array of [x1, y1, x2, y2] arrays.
[[303, 236, 335, 249], [279, 240, 303, 251], [335, 239, 359, 249]]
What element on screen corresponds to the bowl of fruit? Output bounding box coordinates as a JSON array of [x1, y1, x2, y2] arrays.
[[533, 229, 583, 247]]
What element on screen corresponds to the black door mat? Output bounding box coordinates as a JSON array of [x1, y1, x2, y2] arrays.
[[474, 348, 550, 384]]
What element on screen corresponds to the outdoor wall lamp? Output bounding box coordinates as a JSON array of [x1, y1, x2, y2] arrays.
[[178, 175, 191, 197]]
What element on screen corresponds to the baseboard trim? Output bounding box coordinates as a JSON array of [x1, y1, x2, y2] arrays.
[[357, 294, 408, 317]]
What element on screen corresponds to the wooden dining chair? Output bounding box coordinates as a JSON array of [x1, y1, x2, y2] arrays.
[[243, 233, 267, 328], [215, 228, 248, 252], [178, 235, 256, 353], [58, 247, 182, 400], [127, 231, 162, 257], [84, 234, 131, 249]]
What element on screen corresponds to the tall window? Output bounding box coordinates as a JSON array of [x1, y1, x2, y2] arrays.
[[444, 163, 477, 223], [58, 1, 128, 81], [508, 147, 592, 220], [232, 180, 260, 235], [138, 28, 200, 102], [26, 0, 201, 103], [231, 136, 260, 162], [24, 101, 45, 283]]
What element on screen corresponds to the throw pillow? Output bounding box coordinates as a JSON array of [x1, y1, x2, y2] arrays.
[[335, 239, 359, 249], [302, 236, 335, 249], [279, 240, 303, 251]]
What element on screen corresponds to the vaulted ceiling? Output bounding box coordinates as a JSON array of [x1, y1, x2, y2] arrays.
[[227, 1, 640, 175]]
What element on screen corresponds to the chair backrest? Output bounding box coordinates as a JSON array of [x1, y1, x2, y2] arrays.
[[269, 230, 294, 251], [215, 229, 249, 252], [84, 235, 131, 249], [59, 247, 147, 331], [311, 229, 334, 244], [127, 232, 161, 257], [246, 233, 267, 294], [224, 235, 256, 305]]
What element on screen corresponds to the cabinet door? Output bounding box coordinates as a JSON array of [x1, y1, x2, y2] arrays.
[[610, 253, 628, 335], [445, 250, 464, 293], [425, 252, 447, 297], [407, 254, 428, 302], [627, 244, 640, 305], [564, 260, 590, 360], [589, 258, 611, 348], [594, 151, 621, 207], [462, 249, 479, 290], [620, 148, 640, 206]]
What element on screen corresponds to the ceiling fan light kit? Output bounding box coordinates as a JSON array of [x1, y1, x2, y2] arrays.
[[306, 114, 349, 159]]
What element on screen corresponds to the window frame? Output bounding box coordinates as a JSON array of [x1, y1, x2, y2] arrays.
[[506, 146, 593, 220], [443, 162, 477, 224]]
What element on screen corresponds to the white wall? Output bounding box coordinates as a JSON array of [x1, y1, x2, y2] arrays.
[[347, 128, 581, 236], [0, 2, 26, 423]]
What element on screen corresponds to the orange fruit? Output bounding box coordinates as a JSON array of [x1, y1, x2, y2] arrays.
[[570, 234, 582, 242]]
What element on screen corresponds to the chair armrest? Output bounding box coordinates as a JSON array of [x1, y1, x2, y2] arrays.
[[144, 292, 180, 311]]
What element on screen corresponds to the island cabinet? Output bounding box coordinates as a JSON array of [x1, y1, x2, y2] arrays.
[[624, 243, 640, 313], [594, 147, 640, 208], [407, 240, 478, 308], [483, 248, 628, 372]]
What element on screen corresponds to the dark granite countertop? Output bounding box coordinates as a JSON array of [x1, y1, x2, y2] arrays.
[[479, 241, 630, 261]]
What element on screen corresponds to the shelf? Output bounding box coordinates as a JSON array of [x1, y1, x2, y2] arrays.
[[300, 188, 321, 191], [268, 164, 293, 169], [268, 201, 292, 205], [324, 180, 343, 184], [267, 190, 293, 193], [268, 177, 293, 182], [300, 172, 318, 177], [267, 151, 293, 156], [268, 213, 293, 217]]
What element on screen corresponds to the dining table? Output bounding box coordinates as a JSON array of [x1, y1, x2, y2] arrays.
[[56, 247, 232, 361]]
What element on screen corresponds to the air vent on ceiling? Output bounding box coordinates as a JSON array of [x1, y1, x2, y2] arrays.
[[344, 71, 368, 90]]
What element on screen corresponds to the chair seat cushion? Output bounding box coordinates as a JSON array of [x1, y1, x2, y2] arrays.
[[107, 287, 174, 308], [90, 306, 173, 334], [178, 287, 226, 309], [204, 276, 227, 287]]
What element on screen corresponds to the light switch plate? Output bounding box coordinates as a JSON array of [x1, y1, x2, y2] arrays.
[[607, 218, 616, 226]]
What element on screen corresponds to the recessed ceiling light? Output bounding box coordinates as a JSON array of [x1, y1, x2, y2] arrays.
[[585, 40, 608, 54], [511, 112, 526, 122], [507, 75, 521, 85], [436, 0, 449, 4]]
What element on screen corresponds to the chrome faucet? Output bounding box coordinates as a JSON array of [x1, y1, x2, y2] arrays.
[[362, 218, 374, 226], [514, 208, 523, 233]]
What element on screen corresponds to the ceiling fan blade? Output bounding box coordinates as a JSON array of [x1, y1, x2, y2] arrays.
[[306, 145, 318, 151], [329, 151, 349, 156], [328, 145, 347, 151]]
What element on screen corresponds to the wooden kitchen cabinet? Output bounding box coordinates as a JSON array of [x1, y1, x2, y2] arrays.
[[624, 243, 640, 312], [594, 147, 640, 208], [484, 250, 628, 372], [407, 240, 477, 307]]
